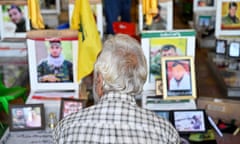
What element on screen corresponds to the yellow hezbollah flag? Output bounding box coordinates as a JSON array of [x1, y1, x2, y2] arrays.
[[27, 0, 45, 29], [142, 0, 158, 25], [71, 0, 102, 82]]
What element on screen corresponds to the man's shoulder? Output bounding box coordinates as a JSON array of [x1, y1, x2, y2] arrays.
[[38, 59, 48, 66], [222, 16, 233, 24], [63, 60, 73, 65]]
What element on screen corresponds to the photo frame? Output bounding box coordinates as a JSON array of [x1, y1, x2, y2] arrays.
[[194, 11, 216, 38], [172, 109, 207, 133], [9, 104, 45, 131], [228, 41, 240, 58], [138, 0, 173, 31], [198, 15, 212, 27], [141, 30, 196, 91], [60, 98, 86, 119], [215, 0, 240, 36], [215, 39, 227, 54], [193, 0, 216, 12], [27, 30, 79, 92], [161, 56, 197, 100], [0, 1, 30, 39]]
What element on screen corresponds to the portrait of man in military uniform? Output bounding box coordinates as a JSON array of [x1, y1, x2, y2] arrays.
[[36, 39, 73, 83], [222, 2, 240, 25]]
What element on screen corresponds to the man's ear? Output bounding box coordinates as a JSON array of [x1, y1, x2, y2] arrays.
[[96, 73, 104, 97]]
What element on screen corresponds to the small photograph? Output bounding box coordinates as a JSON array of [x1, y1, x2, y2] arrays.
[[228, 41, 240, 57], [216, 39, 227, 54], [173, 110, 207, 133], [0, 3, 30, 38], [9, 104, 45, 131], [143, 3, 167, 30], [60, 98, 86, 119], [216, 0, 240, 36], [140, 0, 173, 31], [167, 60, 191, 91], [198, 15, 215, 38], [221, 2, 240, 29], [161, 56, 197, 100], [36, 39, 73, 83]]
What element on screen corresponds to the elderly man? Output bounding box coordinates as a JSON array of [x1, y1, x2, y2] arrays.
[[53, 34, 180, 144]]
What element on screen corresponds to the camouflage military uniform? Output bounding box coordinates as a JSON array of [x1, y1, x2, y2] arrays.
[[222, 15, 240, 25], [37, 60, 73, 82]]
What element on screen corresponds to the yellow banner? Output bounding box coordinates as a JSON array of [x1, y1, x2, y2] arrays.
[[70, 0, 102, 82]]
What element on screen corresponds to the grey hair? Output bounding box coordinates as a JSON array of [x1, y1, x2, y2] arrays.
[[93, 34, 147, 99]]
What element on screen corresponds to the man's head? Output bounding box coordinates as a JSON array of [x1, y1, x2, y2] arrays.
[[93, 34, 147, 100], [161, 44, 178, 56], [8, 5, 23, 24], [229, 2, 238, 17], [49, 40, 62, 58], [15, 109, 24, 119], [171, 61, 186, 81]]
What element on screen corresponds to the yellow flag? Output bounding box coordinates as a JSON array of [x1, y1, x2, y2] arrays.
[[70, 0, 102, 82], [27, 0, 45, 29], [142, 0, 158, 25]]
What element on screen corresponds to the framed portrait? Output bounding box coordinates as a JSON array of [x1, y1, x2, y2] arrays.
[[138, 0, 173, 31], [172, 109, 207, 134], [27, 30, 79, 92], [60, 98, 86, 119], [141, 30, 196, 91], [194, 11, 216, 28], [228, 41, 240, 58], [161, 56, 197, 100], [215, 39, 227, 54], [193, 0, 216, 12], [9, 104, 45, 131], [68, 0, 103, 38], [0, 1, 30, 39], [153, 110, 171, 121], [215, 0, 240, 36], [194, 11, 216, 39]]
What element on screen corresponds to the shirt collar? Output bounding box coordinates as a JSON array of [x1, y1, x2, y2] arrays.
[[98, 92, 137, 105]]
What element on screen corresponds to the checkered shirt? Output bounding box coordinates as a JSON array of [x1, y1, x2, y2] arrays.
[[53, 92, 180, 144]]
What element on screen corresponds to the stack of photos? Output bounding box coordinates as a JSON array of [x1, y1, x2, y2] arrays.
[[141, 30, 196, 95]]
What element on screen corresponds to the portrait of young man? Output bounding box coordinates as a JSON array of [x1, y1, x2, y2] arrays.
[[36, 40, 73, 83], [167, 60, 191, 91], [222, 2, 240, 26], [1, 4, 27, 36]]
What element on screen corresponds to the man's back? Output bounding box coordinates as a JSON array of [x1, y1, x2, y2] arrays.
[[54, 92, 180, 144]]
